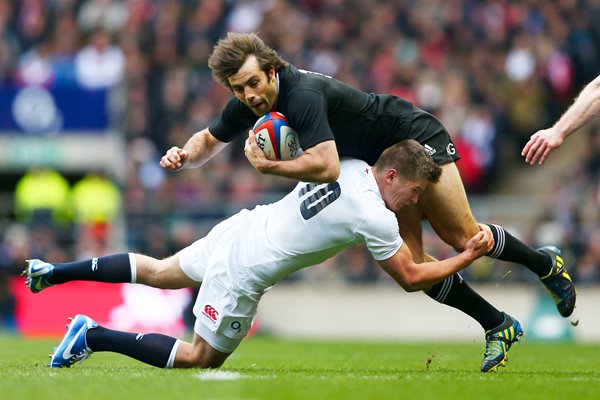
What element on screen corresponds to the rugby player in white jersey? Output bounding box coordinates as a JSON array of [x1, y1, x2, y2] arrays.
[[26, 140, 520, 373], [160, 32, 575, 371]]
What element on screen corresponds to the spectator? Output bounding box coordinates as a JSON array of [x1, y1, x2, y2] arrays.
[[15, 40, 54, 87], [70, 170, 122, 243], [77, 0, 129, 33], [2, 0, 600, 285], [0, 224, 32, 332], [74, 28, 124, 89], [14, 168, 71, 228]]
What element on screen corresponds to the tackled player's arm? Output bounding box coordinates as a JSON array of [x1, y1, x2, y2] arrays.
[[183, 128, 229, 168], [246, 138, 340, 183], [160, 128, 229, 171], [378, 229, 493, 292]]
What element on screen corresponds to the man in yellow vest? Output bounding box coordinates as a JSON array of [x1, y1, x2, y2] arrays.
[[14, 168, 71, 227], [70, 171, 121, 242]]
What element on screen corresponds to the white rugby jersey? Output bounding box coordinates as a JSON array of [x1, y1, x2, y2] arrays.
[[234, 158, 403, 288]]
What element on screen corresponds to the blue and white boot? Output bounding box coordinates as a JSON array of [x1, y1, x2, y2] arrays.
[[24, 259, 55, 293], [49, 314, 98, 368]]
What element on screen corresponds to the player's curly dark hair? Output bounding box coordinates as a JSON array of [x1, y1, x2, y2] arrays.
[[208, 32, 287, 89], [374, 140, 442, 183]]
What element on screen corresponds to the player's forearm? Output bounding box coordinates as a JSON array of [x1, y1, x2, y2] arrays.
[[256, 140, 340, 182], [257, 155, 339, 182], [553, 75, 600, 139], [400, 253, 474, 292], [182, 129, 227, 168], [379, 248, 474, 293]]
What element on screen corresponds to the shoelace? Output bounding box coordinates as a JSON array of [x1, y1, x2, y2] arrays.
[[483, 340, 504, 358], [483, 333, 512, 358]]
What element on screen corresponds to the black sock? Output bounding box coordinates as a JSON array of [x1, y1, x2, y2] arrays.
[[426, 273, 504, 331], [49, 253, 133, 285], [87, 325, 178, 368], [485, 224, 552, 277]]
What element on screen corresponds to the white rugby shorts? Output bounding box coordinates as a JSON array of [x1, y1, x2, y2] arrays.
[[178, 213, 263, 353]]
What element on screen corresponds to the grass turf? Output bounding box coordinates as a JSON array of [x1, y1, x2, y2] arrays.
[[1, 334, 599, 400]]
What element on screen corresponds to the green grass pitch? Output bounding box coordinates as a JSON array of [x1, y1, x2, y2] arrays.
[[1, 335, 599, 400]]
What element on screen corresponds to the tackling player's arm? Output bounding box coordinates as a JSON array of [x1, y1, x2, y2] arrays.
[[378, 228, 493, 292], [160, 128, 229, 171], [244, 135, 340, 183]]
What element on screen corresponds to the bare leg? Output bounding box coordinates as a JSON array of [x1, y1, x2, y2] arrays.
[[174, 332, 230, 368], [134, 253, 198, 289], [391, 164, 479, 262], [393, 164, 504, 330], [418, 163, 552, 277], [394, 203, 427, 263], [418, 163, 481, 252]]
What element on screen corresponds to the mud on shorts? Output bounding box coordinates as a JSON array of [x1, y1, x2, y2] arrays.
[[408, 106, 461, 165]]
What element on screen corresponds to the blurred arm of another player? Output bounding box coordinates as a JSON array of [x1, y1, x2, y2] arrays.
[[244, 133, 340, 183], [160, 128, 229, 171], [378, 224, 494, 292], [522, 74, 600, 166]]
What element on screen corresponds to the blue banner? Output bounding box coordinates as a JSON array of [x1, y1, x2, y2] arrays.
[[0, 85, 109, 133]]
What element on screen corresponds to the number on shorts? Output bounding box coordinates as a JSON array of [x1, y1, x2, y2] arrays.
[[298, 182, 341, 220]]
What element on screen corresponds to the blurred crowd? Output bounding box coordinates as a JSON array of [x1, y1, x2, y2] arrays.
[[2, 0, 600, 330]]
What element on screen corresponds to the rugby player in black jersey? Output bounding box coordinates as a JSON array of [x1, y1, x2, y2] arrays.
[[160, 32, 576, 372]]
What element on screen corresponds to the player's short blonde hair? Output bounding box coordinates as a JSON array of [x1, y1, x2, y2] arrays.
[[374, 140, 442, 183]]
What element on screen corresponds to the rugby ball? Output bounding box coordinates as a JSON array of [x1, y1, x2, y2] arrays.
[[252, 112, 301, 161]]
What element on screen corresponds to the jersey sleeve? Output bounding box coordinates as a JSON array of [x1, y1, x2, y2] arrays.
[[356, 204, 403, 261], [208, 97, 258, 142], [287, 90, 335, 150]]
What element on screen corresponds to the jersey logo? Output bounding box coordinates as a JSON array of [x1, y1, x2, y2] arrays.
[[298, 182, 341, 220], [446, 143, 456, 156], [202, 305, 219, 323], [424, 144, 437, 156]]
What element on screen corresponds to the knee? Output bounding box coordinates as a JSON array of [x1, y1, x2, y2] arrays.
[[447, 237, 467, 253], [443, 227, 479, 253], [453, 223, 495, 252]]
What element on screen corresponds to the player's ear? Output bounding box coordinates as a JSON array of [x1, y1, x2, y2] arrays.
[[385, 168, 397, 182]]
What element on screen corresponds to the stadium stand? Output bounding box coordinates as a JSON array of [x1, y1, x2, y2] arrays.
[[1, 1, 600, 332]]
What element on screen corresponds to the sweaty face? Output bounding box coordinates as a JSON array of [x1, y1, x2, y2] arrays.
[[381, 171, 428, 212], [228, 55, 279, 116]]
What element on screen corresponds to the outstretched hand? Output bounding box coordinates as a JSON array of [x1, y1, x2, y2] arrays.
[[521, 128, 564, 165], [160, 146, 189, 171]]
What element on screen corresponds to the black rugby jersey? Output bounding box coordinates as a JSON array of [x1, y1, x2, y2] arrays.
[[209, 64, 414, 165]]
